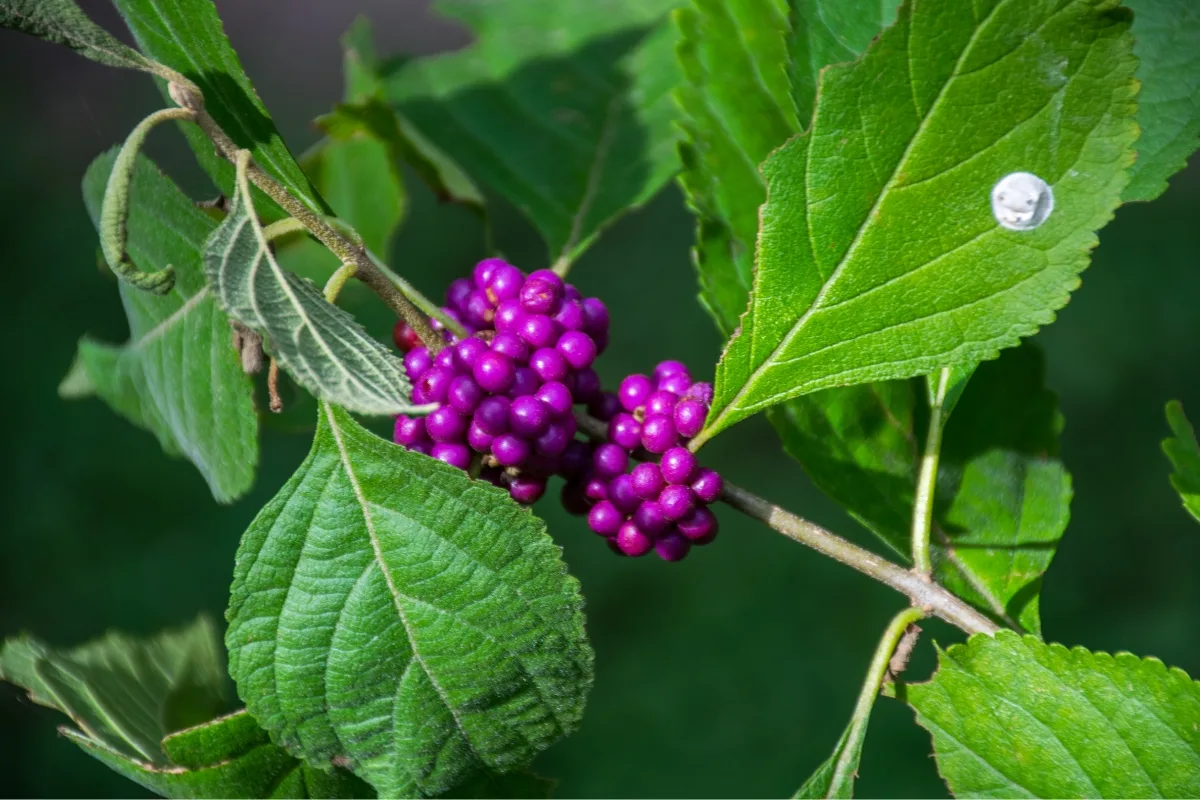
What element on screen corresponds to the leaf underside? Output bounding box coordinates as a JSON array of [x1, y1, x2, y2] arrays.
[[226, 404, 593, 798], [907, 631, 1200, 798], [385, 0, 682, 267], [75, 150, 258, 504], [1163, 401, 1200, 524], [0, 0, 153, 72]]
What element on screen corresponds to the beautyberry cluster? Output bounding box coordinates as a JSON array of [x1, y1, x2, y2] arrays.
[[391, 258, 721, 562]]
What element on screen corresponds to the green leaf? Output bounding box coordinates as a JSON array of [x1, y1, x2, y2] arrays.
[[700, 0, 1139, 445], [1164, 401, 1200, 524], [226, 403, 593, 798], [906, 630, 1200, 798], [385, 0, 682, 267], [203, 158, 414, 417], [0, 0, 157, 73], [1122, 0, 1200, 202], [71, 150, 257, 504], [0, 616, 227, 764], [109, 0, 326, 217], [793, 726, 852, 799]]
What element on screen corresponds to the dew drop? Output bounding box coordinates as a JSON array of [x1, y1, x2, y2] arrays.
[[991, 172, 1053, 231]]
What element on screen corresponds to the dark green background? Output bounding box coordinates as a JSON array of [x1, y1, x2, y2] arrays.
[[2, 2, 1198, 797]]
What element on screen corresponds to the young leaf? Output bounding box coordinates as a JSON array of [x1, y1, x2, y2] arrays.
[[225, 403, 593, 797], [1122, 0, 1200, 202], [385, 0, 682, 268], [1164, 401, 1200, 524], [0, 0, 156, 73], [109, 0, 326, 216], [72, 150, 257, 504], [906, 630, 1200, 798], [0, 616, 227, 764], [699, 0, 1139, 445], [204, 155, 414, 417]]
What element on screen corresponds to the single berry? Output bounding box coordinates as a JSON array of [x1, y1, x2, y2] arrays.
[[446, 277, 473, 311], [518, 314, 559, 349], [608, 413, 643, 450], [528, 268, 565, 289], [535, 381, 573, 418], [641, 414, 679, 453], [534, 420, 573, 457], [473, 396, 511, 436], [659, 372, 692, 398], [588, 390, 621, 421], [431, 442, 471, 470], [463, 289, 494, 328], [564, 284, 582, 302], [494, 299, 525, 334], [509, 474, 547, 505], [490, 332, 529, 362], [660, 447, 698, 485], [690, 468, 724, 503], [426, 407, 468, 443], [633, 501, 669, 535], [561, 480, 591, 515], [685, 382, 714, 405], [510, 396, 551, 437], [673, 399, 706, 439], [485, 263, 525, 304], [408, 440, 433, 457], [472, 351, 516, 394], [560, 440, 592, 477], [573, 368, 602, 403], [393, 415, 426, 447], [585, 477, 609, 504], [404, 347, 432, 381], [655, 531, 691, 562], [619, 374, 653, 412], [587, 501, 623, 536], [434, 348, 456, 370], [644, 389, 677, 418], [631, 462, 665, 500], [467, 421, 495, 452], [676, 507, 718, 544], [593, 443, 629, 480], [414, 366, 455, 405], [556, 331, 597, 370], [392, 321, 421, 352], [519, 276, 562, 315], [654, 360, 690, 385], [509, 366, 540, 398], [530, 347, 569, 383], [658, 484, 695, 520], [554, 298, 586, 331], [447, 375, 483, 415], [593, 329, 609, 356], [608, 474, 640, 514], [453, 337, 489, 372], [492, 434, 531, 467], [616, 521, 654, 557], [472, 257, 507, 289], [582, 297, 609, 337]]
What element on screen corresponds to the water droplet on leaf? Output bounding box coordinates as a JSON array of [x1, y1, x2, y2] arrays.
[[991, 172, 1053, 231]]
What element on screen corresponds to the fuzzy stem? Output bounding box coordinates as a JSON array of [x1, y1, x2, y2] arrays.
[[912, 368, 951, 577], [324, 262, 358, 304]]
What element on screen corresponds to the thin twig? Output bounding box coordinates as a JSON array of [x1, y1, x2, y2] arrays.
[[267, 359, 283, 413]]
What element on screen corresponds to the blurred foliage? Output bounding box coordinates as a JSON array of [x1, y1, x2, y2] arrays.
[[1, 5, 1199, 798]]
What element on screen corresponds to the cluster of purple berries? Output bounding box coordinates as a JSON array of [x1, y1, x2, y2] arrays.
[[391, 258, 721, 561]]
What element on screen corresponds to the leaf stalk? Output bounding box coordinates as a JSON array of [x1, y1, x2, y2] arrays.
[[912, 368, 950, 576]]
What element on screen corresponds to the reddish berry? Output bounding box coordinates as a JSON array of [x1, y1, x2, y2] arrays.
[[616, 521, 654, 556]]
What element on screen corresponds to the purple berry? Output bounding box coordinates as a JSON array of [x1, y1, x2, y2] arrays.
[[467, 421, 495, 452], [535, 381, 573, 418], [619, 374, 653, 412], [658, 484, 695, 521], [685, 381, 714, 405], [518, 314, 559, 349], [691, 468, 724, 503], [438, 306, 467, 337], [608, 474, 640, 514], [510, 396, 552, 437], [660, 447, 698, 485], [463, 289, 495, 328], [530, 347, 569, 383], [564, 284, 582, 302], [593, 329, 609, 356], [561, 480, 590, 515], [408, 440, 433, 457], [534, 420, 573, 457], [492, 434, 531, 467], [485, 264, 525, 304], [425, 407, 468, 443], [472, 257, 507, 289], [434, 348, 456, 370], [554, 298, 586, 331], [556, 331, 597, 370], [593, 443, 629, 480], [519, 275, 562, 315], [490, 332, 529, 362], [404, 347, 432, 381], [673, 399, 706, 439], [677, 507, 718, 543], [585, 477, 609, 504], [582, 297, 609, 337], [431, 442, 471, 470], [631, 462, 665, 500], [587, 390, 621, 421], [472, 351, 516, 394], [654, 360, 690, 385], [633, 501, 669, 535], [509, 474, 547, 505], [447, 375, 483, 415], [446, 278, 472, 311], [655, 531, 691, 562], [572, 368, 602, 403], [587, 501, 623, 536], [641, 414, 679, 453], [616, 521, 654, 557], [509, 366, 540, 398], [659, 372, 692, 398], [453, 337, 489, 372], [393, 415, 426, 447], [473, 396, 510, 435], [414, 366, 455, 405], [528, 268, 565, 289], [494, 299, 525, 334], [560, 441, 592, 477], [608, 413, 643, 450], [645, 390, 677, 418]]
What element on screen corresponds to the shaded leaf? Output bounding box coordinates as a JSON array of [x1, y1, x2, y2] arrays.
[[793, 726, 851, 798], [385, 0, 682, 267], [110, 0, 326, 217], [906, 630, 1200, 798], [701, 0, 1139, 444], [1164, 401, 1200, 524], [1122, 0, 1200, 201], [226, 403, 593, 798], [71, 150, 257, 504], [0, 0, 156, 72], [203, 159, 414, 417]]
